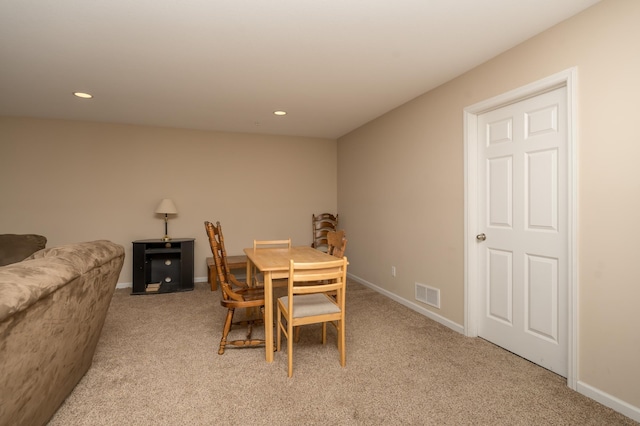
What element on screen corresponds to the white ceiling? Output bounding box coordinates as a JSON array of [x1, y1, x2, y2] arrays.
[[0, 0, 599, 139]]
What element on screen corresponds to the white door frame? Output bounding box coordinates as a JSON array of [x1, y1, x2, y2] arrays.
[[463, 68, 578, 389]]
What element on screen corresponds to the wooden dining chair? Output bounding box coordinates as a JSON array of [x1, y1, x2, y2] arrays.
[[311, 213, 338, 252], [251, 238, 291, 288], [293, 230, 348, 343], [276, 257, 348, 377], [253, 238, 292, 249], [326, 230, 347, 258], [204, 221, 266, 355]]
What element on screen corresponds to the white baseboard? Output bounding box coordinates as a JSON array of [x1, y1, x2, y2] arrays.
[[347, 272, 464, 334], [577, 381, 640, 423], [347, 272, 640, 423]]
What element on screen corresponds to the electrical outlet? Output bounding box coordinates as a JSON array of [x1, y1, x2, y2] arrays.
[[391, 266, 396, 277]]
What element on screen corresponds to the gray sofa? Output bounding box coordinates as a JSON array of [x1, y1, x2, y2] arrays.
[[0, 240, 125, 426]]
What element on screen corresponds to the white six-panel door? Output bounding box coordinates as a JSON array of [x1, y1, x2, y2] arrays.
[[477, 86, 568, 376]]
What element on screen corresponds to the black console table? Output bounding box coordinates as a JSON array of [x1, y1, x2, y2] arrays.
[[132, 238, 194, 295]]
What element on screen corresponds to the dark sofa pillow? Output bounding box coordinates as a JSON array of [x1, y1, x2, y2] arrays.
[[0, 234, 47, 267]]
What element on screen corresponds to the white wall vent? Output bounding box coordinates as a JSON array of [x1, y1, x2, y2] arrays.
[[415, 282, 440, 309]]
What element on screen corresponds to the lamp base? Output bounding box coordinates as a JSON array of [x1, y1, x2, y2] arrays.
[[162, 235, 172, 242]]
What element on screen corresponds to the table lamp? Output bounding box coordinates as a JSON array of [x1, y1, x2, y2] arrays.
[[155, 198, 178, 241]]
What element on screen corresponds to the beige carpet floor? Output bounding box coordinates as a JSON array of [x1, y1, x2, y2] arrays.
[[48, 280, 636, 425]]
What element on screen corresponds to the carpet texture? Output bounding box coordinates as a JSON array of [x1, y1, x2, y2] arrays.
[[48, 281, 636, 425]]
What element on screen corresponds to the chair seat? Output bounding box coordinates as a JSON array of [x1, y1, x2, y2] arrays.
[[279, 294, 340, 318], [221, 287, 265, 308], [237, 287, 265, 301]]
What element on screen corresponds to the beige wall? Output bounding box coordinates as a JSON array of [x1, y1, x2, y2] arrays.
[[339, 0, 640, 413], [0, 117, 337, 283]]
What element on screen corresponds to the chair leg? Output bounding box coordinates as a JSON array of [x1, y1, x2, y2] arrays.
[[246, 321, 253, 340], [218, 307, 235, 355], [338, 319, 346, 367], [276, 305, 282, 352], [321, 322, 327, 344], [287, 318, 294, 377]]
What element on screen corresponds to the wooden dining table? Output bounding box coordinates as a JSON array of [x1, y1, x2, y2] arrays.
[[243, 245, 339, 362]]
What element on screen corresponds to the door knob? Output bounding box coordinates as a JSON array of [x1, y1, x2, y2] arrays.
[[476, 233, 486, 241]]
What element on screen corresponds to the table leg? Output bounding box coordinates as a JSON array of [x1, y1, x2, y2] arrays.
[[263, 271, 274, 362], [246, 258, 253, 287]]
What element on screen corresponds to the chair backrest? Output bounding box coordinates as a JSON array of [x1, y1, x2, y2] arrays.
[[287, 257, 348, 311], [253, 238, 291, 249], [312, 213, 338, 252], [326, 230, 347, 258], [204, 221, 246, 301]]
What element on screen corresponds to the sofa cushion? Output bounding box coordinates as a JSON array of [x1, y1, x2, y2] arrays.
[[0, 234, 47, 267]]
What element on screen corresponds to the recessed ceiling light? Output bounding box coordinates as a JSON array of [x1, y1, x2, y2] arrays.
[[73, 92, 93, 99], [273, 110, 287, 116]]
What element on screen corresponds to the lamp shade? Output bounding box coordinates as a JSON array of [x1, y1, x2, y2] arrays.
[[155, 199, 178, 214]]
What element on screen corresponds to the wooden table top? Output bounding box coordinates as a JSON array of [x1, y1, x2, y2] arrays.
[[243, 245, 337, 272]]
